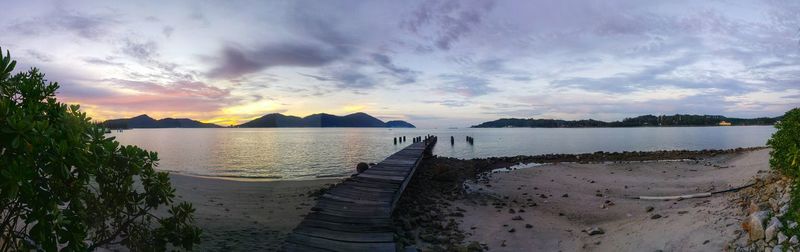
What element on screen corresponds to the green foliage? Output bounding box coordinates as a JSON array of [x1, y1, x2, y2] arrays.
[[768, 108, 800, 243], [472, 114, 781, 128], [0, 48, 200, 251], [767, 108, 800, 178]]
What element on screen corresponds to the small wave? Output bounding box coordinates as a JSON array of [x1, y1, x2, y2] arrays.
[[316, 173, 351, 178], [492, 162, 545, 173], [215, 174, 284, 179]]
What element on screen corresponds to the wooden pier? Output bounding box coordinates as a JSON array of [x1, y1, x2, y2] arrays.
[[284, 136, 437, 252]]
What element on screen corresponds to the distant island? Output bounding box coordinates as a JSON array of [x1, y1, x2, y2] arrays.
[[237, 112, 415, 128], [103, 114, 221, 129], [472, 114, 781, 128], [103, 112, 415, 129]]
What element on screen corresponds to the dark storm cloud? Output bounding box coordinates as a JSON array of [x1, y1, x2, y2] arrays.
[[371, 53, 419, 84], [208, 43, 347, 79], [330, 70, 376, 89], [121, 39, 159, 61], [298, 72, 332, 81], [8, 9, 118, 39], [402, 0, 496, 50]]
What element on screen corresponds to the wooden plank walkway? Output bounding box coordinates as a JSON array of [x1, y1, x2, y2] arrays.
[[284, 136, 437, 252]]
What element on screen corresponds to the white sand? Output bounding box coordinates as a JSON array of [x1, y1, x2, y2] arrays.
[[455, 149, 770, 251]]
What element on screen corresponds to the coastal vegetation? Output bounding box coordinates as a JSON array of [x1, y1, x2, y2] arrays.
[[473, 114, 781, 128], [102, 112, 416, 129], [103, 114, 221, 129], [236, 112, 415, 128], [767, 108, 800, 240], [0, 49, 200, 250]]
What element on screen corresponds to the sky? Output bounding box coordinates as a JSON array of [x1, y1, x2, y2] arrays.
[[1, 0, 799, 128]]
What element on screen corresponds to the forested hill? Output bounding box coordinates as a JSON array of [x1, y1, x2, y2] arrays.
[[237, 112, 416, 128], [472, 114, 781, 128]]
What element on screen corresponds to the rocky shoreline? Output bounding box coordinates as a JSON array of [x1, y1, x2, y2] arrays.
[[733, 174, 797, 251], [391, 147, 779, 251]]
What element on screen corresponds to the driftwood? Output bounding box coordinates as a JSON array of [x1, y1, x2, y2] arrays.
[[630, 182, 755, 200], [635, 192, 712, 200]]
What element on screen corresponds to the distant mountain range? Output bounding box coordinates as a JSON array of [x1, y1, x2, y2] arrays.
[[237, 112, 415, 128], [103, 115, 221, 129], [472, 114, 781, 128], [102, 112, 415, 129]]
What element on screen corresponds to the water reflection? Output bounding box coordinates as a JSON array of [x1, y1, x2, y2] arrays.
[[109, 126, 775, 180]]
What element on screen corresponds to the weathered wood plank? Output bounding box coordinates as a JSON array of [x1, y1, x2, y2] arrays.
[[321, 193, 392, 206], [285, 138, 437, 252], [326, 187, 395, 200], [294, 226, 395, 243], [357, 173, 406, 181], [286, 233, 396, 252], [300, 218, 395, 232], [304, 212, 393, 225], [334, 183, 397, 193], [351, 176, 404, 186]]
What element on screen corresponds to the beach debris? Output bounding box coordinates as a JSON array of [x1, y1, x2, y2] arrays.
[[645, 206, 654, 212], [525, 224, 533, 228], [562, 193, 569, 198], [512, 215, 523, 221], [356, 162, 369, 173], [764, 217, 782, 241], [584, 227, 605, 236], [508, 228, 515, 233], [777, 232, 788, 244], [650, 214, 662, 219], [743, 210, 768, 241]]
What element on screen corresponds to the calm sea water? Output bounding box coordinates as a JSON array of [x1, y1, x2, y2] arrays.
[[108, 126, 776, 180]]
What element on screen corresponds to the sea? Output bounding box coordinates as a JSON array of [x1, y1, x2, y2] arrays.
[[108, 126, 776, 180]]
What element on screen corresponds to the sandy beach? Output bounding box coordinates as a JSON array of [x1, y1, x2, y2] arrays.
[[426, 149, 770, 251], [167, 174, 341, 251], [162, 148, 771, 251]]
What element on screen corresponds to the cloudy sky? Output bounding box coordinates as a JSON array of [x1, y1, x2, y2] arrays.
[[2, 0, 799, 127]]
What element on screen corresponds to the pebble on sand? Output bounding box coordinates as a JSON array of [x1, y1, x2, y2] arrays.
[[584, 227, 605, 236]]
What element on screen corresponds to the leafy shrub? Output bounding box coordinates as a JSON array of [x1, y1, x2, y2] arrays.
[[0, 48, 200, 250], [767, 108, 800, 178]]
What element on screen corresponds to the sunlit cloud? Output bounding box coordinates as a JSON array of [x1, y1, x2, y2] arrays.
[[1, 0, 798, 128]]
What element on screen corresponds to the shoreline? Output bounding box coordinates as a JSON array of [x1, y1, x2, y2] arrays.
[[165, 147, 770, 250], [394, 148, 772, 251], [167, 173, 341, 251], [160, 147, 767, 182]]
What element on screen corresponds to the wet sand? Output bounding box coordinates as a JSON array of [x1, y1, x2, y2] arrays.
[[168, 174, 341, 251]]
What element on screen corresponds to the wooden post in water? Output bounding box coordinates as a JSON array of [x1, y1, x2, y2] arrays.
[[450, 136, 454, 145], [394, 137, 397, 145]]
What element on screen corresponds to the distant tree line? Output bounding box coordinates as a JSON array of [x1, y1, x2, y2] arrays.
[[472, 114, 782, 128]]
